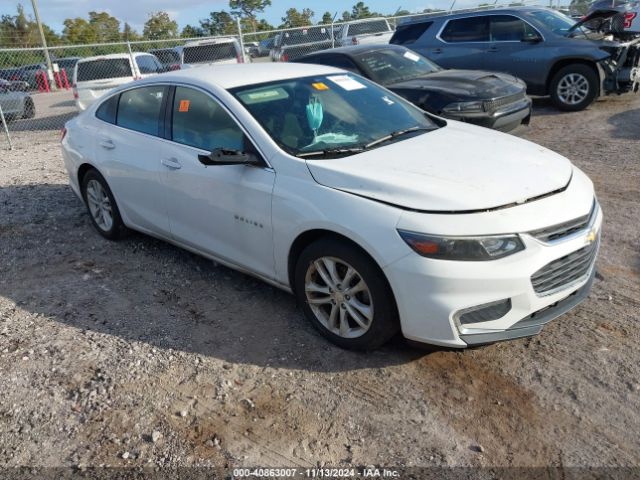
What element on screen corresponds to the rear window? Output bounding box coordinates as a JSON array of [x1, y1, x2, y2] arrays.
[[347, 20, 391, 36], [390, 22, 433, 44], [441, 16, 490, 42], [77, 59, 133, 82], [117, 86, 166, 136], [282, 28, 331, 45], [183, 43, 237, 64], [151, 49, 180, 64]]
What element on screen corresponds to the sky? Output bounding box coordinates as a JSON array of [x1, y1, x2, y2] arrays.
[[3, 0, 487, 34]]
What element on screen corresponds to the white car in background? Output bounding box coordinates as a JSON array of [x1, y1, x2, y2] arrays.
[[335, 17, 395, 46], [61, 64, 601, 350], [180, 38, 245, 68], [73, 53, 163, 111]]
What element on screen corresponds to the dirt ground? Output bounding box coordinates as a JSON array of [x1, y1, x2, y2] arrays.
[[0, 91, 639, 474]]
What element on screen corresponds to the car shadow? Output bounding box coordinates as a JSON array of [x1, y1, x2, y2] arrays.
[[0, 183, 433, 373], [607, 108, 640, 140]]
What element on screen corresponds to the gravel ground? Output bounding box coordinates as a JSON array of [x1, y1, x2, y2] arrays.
[[0, 92, 639, 473]]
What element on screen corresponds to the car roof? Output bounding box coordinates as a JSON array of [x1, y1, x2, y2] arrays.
[[400, 6, 554, 23], [343, 16, 390, 24], [143, 63, 343, 89], [77, 52, 152, 63], [183, 37, 238, 47], [299, 44, 407, 59]]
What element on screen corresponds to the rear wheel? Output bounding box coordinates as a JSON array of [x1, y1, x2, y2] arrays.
[[549, 64, 598, 111], [81, 169, 126, 240], [22, 98, 35, 119], [294, 237, 399, 350]]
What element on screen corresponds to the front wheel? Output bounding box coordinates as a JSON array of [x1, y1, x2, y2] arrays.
[[294, 237, 399, 350], [22, 98, 35, 119], [549, 64, 598, 112]]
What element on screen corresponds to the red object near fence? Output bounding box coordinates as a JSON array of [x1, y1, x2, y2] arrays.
[[36, 70, 50, 93], [54, 71, 62, 89], [60, 69, 70, 90]]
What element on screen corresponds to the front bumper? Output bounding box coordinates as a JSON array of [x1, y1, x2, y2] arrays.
[[383, 189, 602, 348], [443, 97, 532, 133]]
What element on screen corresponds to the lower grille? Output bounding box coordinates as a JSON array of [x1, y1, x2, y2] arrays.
[[531, 237, 599, 296], [483, 91, 527, 113]]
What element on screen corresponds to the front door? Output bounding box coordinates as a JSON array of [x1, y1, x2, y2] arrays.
[[159, 86, 276, 279]]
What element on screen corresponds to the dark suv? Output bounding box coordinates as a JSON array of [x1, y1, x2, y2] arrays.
[[390, 7, 640, 110]]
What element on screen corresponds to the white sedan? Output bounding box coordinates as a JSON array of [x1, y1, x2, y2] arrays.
[[61, 63, 602, 350]]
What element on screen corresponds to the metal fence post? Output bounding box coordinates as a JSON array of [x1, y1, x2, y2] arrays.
[[0, 105, 14, 150], [236, 17, 247, 63], [126, 41, 136, 76]]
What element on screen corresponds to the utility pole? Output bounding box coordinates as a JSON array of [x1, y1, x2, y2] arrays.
[[30, 0, 54, 85]]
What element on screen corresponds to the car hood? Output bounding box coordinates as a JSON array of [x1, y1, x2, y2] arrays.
[[305, 122, 573, 212], [387, 70, 524, 98]]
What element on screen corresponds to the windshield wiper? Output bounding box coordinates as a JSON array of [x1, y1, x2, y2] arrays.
[[297, 147, 366, 159], [365, 126, 434, 149]]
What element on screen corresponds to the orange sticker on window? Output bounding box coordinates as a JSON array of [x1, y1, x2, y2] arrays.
[[312, 82, 329, 91], [178, 99, 190, 112]]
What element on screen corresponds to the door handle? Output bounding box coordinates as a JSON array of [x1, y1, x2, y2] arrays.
[[161, 157, 182, 170], [488, 46, 499, 52], [432, 48, 443, 54], [99, 139, 115, 150]]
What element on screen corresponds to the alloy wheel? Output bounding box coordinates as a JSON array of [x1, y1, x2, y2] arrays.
[[85, 179, 113, 232], [557, 73, 589, 105], [304, 256, 374, 338]]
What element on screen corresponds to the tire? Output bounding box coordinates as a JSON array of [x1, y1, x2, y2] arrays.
[[294, 237, 399, 350], [549, 64, 598, 112], [80, 169, 126, 240], [22, 98, 35, 119]]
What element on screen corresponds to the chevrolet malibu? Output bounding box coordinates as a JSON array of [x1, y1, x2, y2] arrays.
[[61, 64, 602, 350]]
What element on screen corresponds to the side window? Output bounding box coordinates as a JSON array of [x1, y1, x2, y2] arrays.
[[136, 55, 159, 74], [490, 15, 535, 41], [171, 86, 245, 152], [95, 94, 118, 124], [440, 17, 490, 42], [390, 22, 433, 45], [117, 86, 166, 136]]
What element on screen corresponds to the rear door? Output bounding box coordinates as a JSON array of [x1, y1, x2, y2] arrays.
[[75, 58, 134, 110], [93, 86, 171, 236], [430, 15, 490, 68]]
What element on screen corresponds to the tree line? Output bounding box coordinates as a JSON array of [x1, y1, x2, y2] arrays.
[[0, 1, 425, 48]]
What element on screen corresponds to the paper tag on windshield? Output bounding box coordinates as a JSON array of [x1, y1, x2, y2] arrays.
[[403, 51, 420, 62], [327, 75, 366, 91]]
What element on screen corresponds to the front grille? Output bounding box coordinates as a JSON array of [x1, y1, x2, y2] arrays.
[[530, 200, 596, 243], [483, 91, 527, 113], [531, 237, 599, 295]]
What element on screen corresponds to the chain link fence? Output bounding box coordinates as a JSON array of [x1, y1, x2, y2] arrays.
[[0, 2, 546, 150]]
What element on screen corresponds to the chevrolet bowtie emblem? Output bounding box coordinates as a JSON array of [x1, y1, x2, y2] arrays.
[[586, 229, 597, 244]]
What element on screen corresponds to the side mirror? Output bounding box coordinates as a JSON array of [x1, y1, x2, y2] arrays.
[[198, 148, 260, 166], [521, 33, 542, 43]]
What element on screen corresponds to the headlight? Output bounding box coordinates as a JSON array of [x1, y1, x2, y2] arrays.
[[442, 100, 484, 113], [397, 230, 525, 261]]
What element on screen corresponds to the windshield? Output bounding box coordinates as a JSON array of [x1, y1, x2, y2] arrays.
[[231, 74, 439, 158], [528, 10, 577, 35], [355, 48, 440, 85]]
